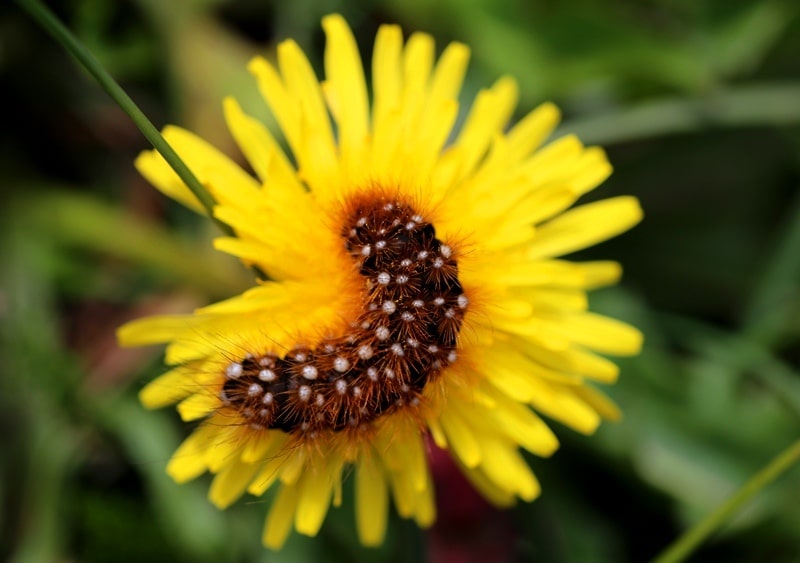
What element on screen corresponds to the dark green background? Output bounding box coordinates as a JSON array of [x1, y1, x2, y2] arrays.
[[2, 0, 800, 561]]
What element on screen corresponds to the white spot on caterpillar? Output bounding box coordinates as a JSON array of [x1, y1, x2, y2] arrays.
[[375, 326, 390, 341], [433, 297, 445, 306], [361, 245, 371, 256], [367, 367, 378, 381], [226, 362, 242, 379], [382, 300, 397, 314], [417, 250, 429, 260], [440, 245, 452, 258], [433, 257, 444, 268], [396, 274, 409, 284], [298, 386, 311, 402], [400, 311, 414, 322], [412, 299, 425, 308], [335, 379, 347, 394], [259, 369, 276, 382], [447, 351, 457, 364], [385, 368, 396, 379], [457, 294, 469, 308], [377, 272, 391, 285], [302, 365, 318, 380], [315, 393, 325, 407], [358, 345, 373, 360], [248, 383, 263, 396], [262, 393, 274, 405], [333, 357, 350, 372], [391, 343, 404, 356]]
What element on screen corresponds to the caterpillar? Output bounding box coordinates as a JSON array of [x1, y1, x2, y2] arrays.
[[219, 196, 468, 434]]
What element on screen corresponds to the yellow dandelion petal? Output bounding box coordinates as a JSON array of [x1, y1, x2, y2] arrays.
[[356, 454, 389, 546], [209, 458, 261, 509], [295, 455, 343, 537], [580, 260, 624, 289], [527, 379, 603, 435], [412, 480, 437, 528], [120, 13, 643, 550], [263, 484, 301, 550], [371, 25, 403, 165], [485, 389, 560, 457], [176, 391, 218, 421], [248, 56, 301, 149], [247, 437, 292, 496], [222, 97, 302, 193], [440, 408, 483, 468], [136, 125, 260, 212], [166, 419, 219, 483], [138, 363, 200, 409], [525, 196, 644, 259], [460, 463, 517, 508], [448, 77, 518, 186], [546, 311, 644, 356], [117, 314, 196, 347], [241, 429, 287, 464], [504, 102, 562, 164], [476, 437, 541, 502], [573, 383, 624, 422], [427, 41, 470, 108], [204, 426, 244, 474], [322, 14, 369, 171], [401, 33, 435, 130]]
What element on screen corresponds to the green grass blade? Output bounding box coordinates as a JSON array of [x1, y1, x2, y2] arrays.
[[651, 438, 800, 563], [14, 0, 232, 236]]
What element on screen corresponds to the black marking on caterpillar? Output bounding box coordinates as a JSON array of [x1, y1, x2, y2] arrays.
[[219, 197, 468, 434]]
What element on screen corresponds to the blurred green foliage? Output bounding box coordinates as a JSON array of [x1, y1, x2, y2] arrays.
[[1, 0, 799, 561]]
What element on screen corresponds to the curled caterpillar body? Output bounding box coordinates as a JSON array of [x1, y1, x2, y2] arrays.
[[219, 198, 467, 434]]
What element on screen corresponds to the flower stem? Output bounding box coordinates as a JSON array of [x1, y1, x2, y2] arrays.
[[651, 438, 800, 563], [14, 0, 233, 237]]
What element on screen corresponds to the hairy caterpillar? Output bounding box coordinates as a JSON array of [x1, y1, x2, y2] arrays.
[[219, 197, 468, 434]]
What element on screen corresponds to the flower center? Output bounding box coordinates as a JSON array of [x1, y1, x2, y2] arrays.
[[220, 197, 468, 433]]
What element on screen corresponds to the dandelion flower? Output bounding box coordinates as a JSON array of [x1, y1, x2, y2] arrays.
[[119, 14, 643, 549]]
